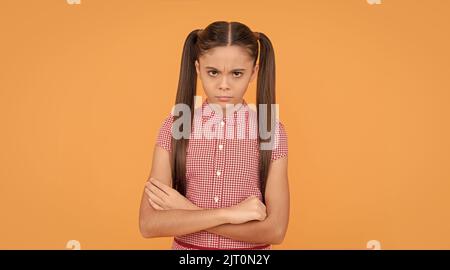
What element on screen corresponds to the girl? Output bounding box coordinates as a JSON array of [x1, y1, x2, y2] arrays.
[[139, 21, 289, 250]]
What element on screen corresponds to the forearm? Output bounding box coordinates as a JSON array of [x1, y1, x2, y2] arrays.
[[205, 216, 280, 245], [184, 205, 280, 244], [142, 208, 230, 238]]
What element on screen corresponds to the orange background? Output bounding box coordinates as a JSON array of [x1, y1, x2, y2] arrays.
[[1, 0, 449, 250]]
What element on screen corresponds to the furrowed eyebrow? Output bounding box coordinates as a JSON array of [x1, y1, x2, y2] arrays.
[[205, 66, 246, 72]]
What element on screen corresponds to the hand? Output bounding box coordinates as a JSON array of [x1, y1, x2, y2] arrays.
[[144, 177, 201, 211], [225, 195, 267, 224]]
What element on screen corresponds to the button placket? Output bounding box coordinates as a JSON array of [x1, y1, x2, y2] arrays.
[[215, 116, 229, 249], [213, 117, 226, 206], [210, 117, 222, 247]]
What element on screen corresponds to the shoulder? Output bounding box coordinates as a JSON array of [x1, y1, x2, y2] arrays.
[[271, 119, 288, 161], [276, 120, 288, 139], [273, 119, 288, 145], [156, 112, 175, 152]]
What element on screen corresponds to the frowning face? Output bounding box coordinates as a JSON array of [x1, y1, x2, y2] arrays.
[[195, 45, 258, 114]]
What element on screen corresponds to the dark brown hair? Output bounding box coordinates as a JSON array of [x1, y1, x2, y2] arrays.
[[170, 21, 276, 203]]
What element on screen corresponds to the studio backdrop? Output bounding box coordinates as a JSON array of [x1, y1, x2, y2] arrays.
[[1, 0, 449, 249]]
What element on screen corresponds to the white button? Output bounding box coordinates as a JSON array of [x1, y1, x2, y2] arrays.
[[214, 196, 219, 203], [218, 144, 223, 150], [216, 170, 221, 176], [220, 121, 225, 126]]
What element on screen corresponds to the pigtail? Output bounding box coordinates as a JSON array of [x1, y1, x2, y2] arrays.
[[255, 32, 276, 204], [171, 29, 201, 196]]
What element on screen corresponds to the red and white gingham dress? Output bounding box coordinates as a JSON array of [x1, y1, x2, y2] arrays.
[[156, 98, 288, 250]]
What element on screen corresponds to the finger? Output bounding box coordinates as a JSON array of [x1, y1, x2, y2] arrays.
[[145, 187, 164, 205], [145, 187, 165, 206], [150, 178, 172, 195], [146, 182, 168, 200], [149, 178, 170, 194], [146, 191, 165, 210], [148, 198, 164, 210]]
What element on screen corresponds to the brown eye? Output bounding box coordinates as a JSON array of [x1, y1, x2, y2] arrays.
[[208, 70, 218, 77], [233, 72, 243, 78]]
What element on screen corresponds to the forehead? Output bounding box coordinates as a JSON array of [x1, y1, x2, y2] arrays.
[[199, 45, 253, 69]]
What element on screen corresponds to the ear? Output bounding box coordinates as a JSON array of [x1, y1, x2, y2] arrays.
[[250, 63, 259, 82], [195, 60, 200, 75]]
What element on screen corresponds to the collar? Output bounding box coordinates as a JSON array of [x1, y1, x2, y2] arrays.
[[202, 98, 248, 119]]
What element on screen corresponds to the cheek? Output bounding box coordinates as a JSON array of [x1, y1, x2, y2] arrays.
[[198, 77, 216, 94], [199, 73, 214, 84], [235, 77, 252, 91], [235, 85, 248, 96]]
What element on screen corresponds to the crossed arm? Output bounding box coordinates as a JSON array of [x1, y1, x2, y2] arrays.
[[139, 145, 289, 245]]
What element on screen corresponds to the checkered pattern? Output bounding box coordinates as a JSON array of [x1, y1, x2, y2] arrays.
[[156, 98, 288, 250]]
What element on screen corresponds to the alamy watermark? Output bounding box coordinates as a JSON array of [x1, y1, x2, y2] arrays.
[[170, 96, 280, 150]]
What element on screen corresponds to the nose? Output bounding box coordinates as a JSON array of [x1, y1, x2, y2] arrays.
[[218, 76, 230, 91]]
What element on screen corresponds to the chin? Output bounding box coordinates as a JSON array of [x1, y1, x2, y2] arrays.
[[216, 99, 234, 103]]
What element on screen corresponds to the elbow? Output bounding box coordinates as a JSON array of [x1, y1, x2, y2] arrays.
[[271, 228, 286, 245], [140, 228, 152, 239], [139, 221, 151, 238], [139, 219, 157, 239]]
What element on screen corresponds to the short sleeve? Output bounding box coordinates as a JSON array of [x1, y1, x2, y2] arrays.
[[270, 121, 288, 161], [156, 113, 174, 153]]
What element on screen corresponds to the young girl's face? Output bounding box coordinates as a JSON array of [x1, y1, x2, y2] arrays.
[[195, 45, 259, 112]]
